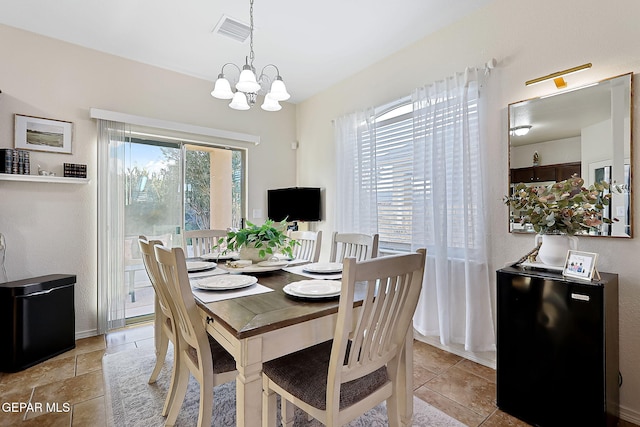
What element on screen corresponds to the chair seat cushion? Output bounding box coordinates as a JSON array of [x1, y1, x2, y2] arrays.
[[186, 335, 236, 374], [262, 340, 388, 410]]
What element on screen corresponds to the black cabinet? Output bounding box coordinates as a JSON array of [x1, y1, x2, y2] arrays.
[[0, 274, 76, 372], [555, 162, 582, 181], [510, 161, 581, 184], [511, 165, 556, 183], [496, 266, 619, 427]]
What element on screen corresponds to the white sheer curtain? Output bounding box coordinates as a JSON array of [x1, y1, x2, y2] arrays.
[[411, 68, 495, 351], [334, 108, 378, 234], [334, 69, 495, 352], [97, 119, 127, 334]]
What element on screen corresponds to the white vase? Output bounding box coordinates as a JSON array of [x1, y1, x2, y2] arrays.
[[239, 245, 268, 263], [534, 234, 578, 267]]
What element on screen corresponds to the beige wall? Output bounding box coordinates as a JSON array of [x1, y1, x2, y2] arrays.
[[0, 24, 297, 336], [296, 0, 640, 421]]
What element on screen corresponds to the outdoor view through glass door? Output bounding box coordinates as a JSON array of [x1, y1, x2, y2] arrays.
[[124, 137, 245, 321]]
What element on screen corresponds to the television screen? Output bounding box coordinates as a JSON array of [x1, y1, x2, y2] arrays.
[[267, 187, 322, 222]]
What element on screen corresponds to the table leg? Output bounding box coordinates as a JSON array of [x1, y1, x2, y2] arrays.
[[236, 336, 264, 427]]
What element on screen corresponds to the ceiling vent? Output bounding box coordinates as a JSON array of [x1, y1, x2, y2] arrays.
[[212, 15, 251, 43]]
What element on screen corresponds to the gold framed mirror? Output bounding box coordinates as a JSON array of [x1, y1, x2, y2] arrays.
[[508, 73, 632, 237]]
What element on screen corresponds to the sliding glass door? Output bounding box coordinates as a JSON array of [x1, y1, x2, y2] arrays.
[[98, 120, 248, 332], [119, 137, 245, 323]]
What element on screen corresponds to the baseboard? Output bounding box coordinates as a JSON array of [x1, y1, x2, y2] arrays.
[[620, 405, 640, 426], [413, 331, 496, 370], [75, 329, 98, 340]]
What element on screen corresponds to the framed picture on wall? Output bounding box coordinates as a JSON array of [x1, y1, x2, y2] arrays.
[[15, 114, 73, 154], [563, 250, 598, 281]]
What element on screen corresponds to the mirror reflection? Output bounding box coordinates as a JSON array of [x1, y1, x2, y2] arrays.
[[508, 73, 632, 237]]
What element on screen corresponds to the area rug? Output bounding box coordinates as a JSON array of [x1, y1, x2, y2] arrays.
[[103, 345, 466, 427]]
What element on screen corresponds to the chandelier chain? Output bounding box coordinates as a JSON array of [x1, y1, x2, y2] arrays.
[[249, 0, 255, 67]]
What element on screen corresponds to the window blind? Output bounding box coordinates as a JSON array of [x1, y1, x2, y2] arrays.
[[365, 108, 415, 252], [364, 92, 480, 252]]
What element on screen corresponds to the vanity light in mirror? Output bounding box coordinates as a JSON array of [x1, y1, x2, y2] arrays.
[[510, 125, 532, 136], [508, 73, 632, 238]]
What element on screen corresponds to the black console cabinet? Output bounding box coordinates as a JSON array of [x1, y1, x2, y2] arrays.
[[0, 274, 76, 372], [497, 266, 619, 427]]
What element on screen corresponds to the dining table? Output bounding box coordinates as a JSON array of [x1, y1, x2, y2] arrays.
[[188, 263, 415, 427]]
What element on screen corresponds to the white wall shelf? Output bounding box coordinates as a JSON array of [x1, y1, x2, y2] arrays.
[[0, 173, 89, 184]]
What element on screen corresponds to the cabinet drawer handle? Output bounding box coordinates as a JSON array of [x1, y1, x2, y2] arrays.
[[571, 293, 590, 302]]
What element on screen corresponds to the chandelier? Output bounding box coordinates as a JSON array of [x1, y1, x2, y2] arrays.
[[210, 0, 290, 111]]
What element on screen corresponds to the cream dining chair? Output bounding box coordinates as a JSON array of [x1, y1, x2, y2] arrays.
[[287, 230, 322, 262], [183, 229, 229, 257], [154, 244, 237, 427], [138, 236, 178, 417], [261, 248, 427, 427], [329, 231, 379, 262]]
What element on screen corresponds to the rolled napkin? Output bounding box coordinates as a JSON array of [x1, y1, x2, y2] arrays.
[[228, 259, 252, 268]]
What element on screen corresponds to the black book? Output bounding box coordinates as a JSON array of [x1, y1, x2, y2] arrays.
[[0, 149, 15, 174]]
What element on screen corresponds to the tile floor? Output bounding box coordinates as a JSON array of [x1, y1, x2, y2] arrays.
[[0, 324, 637, 427]]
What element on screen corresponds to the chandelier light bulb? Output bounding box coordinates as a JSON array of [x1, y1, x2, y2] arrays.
[[229, 92, 250, 110], [211, 75, 234, 99], [236, 65, 261, 93], [261, 93, 282, 112], [269, 77, 290, 101]]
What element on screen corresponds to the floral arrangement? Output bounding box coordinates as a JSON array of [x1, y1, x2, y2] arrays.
[[214, 219, 298, 259], [504, 175, 619, 235]]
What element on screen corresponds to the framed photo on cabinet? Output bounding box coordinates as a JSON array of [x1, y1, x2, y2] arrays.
[[563, 250, 598, 281], [15, 114, 73, 154]]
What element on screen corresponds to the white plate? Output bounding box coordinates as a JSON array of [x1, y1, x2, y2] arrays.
[[186, 261, 217, 272], [192, 275, 257, 291], [200, 251, 239, 261], [283, 280, 342, 298], [302, 262, 343, 274]]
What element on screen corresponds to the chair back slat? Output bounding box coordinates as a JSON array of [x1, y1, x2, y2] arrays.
[[329, 232, 379, 262], [287, 230, 322, 262], [183, 229, 229, 257]]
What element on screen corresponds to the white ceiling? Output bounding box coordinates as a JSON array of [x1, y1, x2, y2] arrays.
[[0, 0, 491, 103]]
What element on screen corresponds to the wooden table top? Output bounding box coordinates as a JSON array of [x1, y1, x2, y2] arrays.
[[195, 269, 364, 340]]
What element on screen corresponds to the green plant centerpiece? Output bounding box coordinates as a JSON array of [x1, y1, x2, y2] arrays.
[[504, 175, 619, 235], [214, 219, 298, 262]]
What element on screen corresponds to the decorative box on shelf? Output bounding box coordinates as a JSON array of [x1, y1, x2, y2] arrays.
[[63, 163, 87, 178]]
